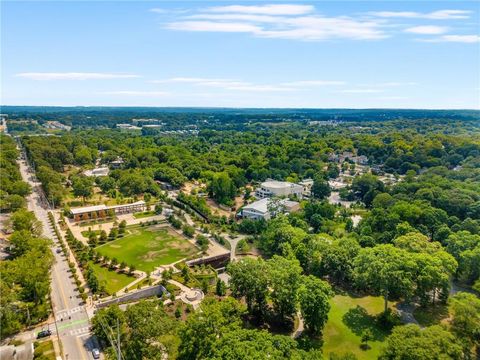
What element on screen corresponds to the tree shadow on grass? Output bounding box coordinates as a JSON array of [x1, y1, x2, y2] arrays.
[[342, 305, 387, 342], [413, 304, 449, 327]]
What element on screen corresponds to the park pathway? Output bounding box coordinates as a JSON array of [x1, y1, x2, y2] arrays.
[[292, 312, 304, 339]]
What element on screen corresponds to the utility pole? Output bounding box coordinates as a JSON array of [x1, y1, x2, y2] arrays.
[[117, 318, 121, 360]]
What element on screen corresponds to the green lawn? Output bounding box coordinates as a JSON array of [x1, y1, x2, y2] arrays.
[[81, 229, 102, 238], [95, 226, 198, 272], [89, 262, 135, 295], [126, 277, 152, 291], [322, 294, 391, 360], [133, 211, 157, 219], [413, 304, 450, 327], [34, 339, 55, 360]]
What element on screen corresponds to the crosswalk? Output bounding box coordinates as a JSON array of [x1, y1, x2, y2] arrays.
[[69, 326, 90, 336], [56, 306, 84, 320]]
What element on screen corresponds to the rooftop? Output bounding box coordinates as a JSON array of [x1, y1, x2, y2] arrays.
[[242, 198, 299, 214], [261, 180, 301, 189], [70, 200, 146, 215], [70, 204, 108, 215]]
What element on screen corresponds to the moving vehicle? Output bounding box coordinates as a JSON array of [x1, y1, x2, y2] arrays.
[[37, 329, 52, 339]]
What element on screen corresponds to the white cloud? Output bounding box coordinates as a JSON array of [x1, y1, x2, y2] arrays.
[[152, 77, 236, 83], [102, 91, 168, 96], [150, 8, 167, 14], [441, 34, 480, 43], [206, 4, 314, 16], [167, 21, 262, 33], [419, 34, 480, 43], [370, 10, 472, 20], [161, 5, 477, 44], [377, 82, 417, 87], [282, 80, 346, 86], [187, 13, 281, 23], [404, 25, 448, 35], [378, 96, 408, 100], [427, 10, 472, 20], [151, 77, 249, 88], [16, 72, 139, 80], [151, 77, 346, 91], [338, 89, 384, 93], [225, 85, 295, 92], [151, 77, 295, 92], [167, 16, 387, 41]]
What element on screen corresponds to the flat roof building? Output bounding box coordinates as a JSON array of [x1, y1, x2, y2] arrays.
[[70, 200, 146, 222], [255, 180, 304, 199], [83, 167, 109, 177], [238, 198, 300, 221]]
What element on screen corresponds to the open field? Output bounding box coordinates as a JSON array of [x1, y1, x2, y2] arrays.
[[95, 225, 198, 272], [89, 262, 134, 295], [34, 339, 55, 360], [322, 294, 393, 360], [133, 210, 156, 219]]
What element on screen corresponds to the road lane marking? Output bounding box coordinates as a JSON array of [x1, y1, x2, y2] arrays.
[[52, 263, 69, 309], [76, 336, 88, 360], [57, 319, 89, 331]]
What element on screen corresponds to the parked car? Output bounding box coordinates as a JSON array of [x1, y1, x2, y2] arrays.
[[37, 329, 52, 339], [92, 348, 100, 359]]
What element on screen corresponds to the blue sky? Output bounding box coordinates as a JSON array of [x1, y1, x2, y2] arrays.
[[1, 1, 479, 109]]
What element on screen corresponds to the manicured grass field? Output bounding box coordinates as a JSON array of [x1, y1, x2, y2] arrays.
[[133, 211, 157, 219], [34, 339, 55, 360], [322, 294, 392, 360], [95, 225, 198, 272], [81, 229, 102, 238], [89, 262, 134, 295]]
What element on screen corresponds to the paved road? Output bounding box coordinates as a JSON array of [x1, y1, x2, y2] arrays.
[[17, 155, 99, 360]]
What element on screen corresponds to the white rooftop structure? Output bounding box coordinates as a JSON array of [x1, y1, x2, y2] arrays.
[[83, 167, 109, 177], [239, 198, 300, 221], [255, 180, 304, 199], [70, 204, 107, 216], [70, 201, 146, 220]]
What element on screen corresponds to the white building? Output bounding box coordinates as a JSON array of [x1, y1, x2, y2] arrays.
[[255, 180, 304, 199], [83, 167, 109, 177], [70, 200, 146, 221], [298, 178, 314, 198], [239, 198, 300, 221]]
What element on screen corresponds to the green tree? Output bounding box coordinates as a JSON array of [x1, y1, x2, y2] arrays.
[[215, 278, 226, 296], [361, 329, 373, 349], [227, 258, 269, 316], [267, 255, 303, 321], [208, 172, 237, 205], [183, 225, 195, 238], [312, 175, 331, 200], [10, 209, 42, 237], [449, 292, 480, 356], [71, 176, 94, 203], [298, 275, 333, 336], [354, 244, 416, 313], [178, 297, 246, 360], [379, 324, 463, 360]]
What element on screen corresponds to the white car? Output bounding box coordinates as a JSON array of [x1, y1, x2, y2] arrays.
[[92, 348, 100, 359]]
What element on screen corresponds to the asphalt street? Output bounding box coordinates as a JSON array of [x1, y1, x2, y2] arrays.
[[17, 154, 100, 360]]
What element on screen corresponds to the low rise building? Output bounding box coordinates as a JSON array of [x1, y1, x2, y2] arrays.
[[83, 167, 109, 177], [238, 198, 300, 221], [255, 180, 304, 199], [70, 200, 146, 222], [298, 178, 314, 198], [110, 157, 124, 169]]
